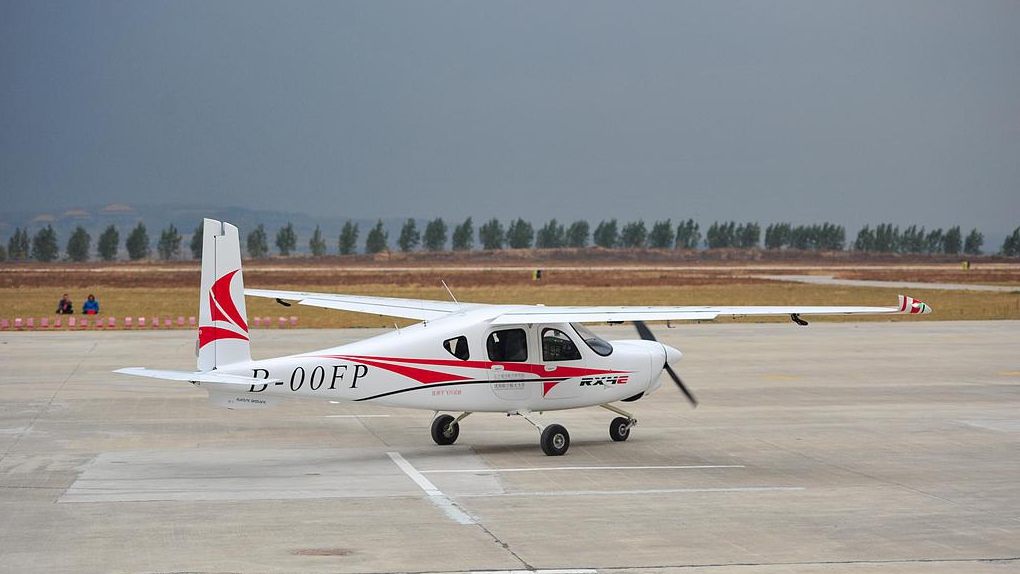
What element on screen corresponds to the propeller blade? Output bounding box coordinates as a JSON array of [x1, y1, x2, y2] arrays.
[[635, 321, 697, 407], [665, 364, 698, 407], [634, 320, 656, 341]]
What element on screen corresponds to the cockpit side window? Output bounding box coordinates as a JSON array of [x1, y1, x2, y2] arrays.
[[486, 328, 528, 362], [542, 328, 582, 361], [443, 336, 469, 361], [571, 322, 613, 356]]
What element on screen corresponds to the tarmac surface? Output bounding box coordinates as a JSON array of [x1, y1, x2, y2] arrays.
[[1, 322, 1018, 574], [760, 274, 1019, 292]]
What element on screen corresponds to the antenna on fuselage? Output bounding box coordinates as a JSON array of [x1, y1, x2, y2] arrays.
[[440, 279, 463, 312]]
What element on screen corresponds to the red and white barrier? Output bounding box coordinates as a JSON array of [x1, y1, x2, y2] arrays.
[[2, 314, 299, 330]]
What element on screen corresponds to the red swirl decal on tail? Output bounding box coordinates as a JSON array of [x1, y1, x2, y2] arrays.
[[210, 270, 248, 332], [198, 326, 249, 348], [200, 269, 249, 348]]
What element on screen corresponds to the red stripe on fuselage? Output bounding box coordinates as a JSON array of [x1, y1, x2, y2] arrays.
[[329, 356, 473, 384], [312, 354, 630, 397], [336, 355, 626, 378]]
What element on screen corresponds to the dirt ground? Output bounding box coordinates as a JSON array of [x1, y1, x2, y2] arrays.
[[2, 257, 1018, 328]]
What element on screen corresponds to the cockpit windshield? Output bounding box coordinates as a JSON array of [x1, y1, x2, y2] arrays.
[[570, 323, 613, 356]]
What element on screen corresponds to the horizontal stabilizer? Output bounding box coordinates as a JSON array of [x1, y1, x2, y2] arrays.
[[114, 367, 282, 386]]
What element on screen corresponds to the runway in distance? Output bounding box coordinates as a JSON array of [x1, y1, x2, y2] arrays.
[[116, 219, 932, 455]]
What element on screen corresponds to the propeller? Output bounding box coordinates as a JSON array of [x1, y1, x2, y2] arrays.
[[634, 320, 698, 407]]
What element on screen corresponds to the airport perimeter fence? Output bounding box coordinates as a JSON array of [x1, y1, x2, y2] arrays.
[[0, 315, 299, 330]]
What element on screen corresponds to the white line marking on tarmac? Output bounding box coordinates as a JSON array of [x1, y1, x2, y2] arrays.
[[457, 487, 805, 498], [471, 570, 597, 574], [386, 451, 476, 525], [421, 464, 744, 474], [324, 414, 391, 418]]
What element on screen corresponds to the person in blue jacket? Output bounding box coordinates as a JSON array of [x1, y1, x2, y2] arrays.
[[82, 294, 100, 315]]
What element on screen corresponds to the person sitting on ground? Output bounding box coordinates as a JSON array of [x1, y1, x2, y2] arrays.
[[82, 294, 100, 315], [56, 293, 73, 314]]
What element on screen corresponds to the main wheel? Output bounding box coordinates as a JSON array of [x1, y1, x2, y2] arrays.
[[540, 424, 570, 456], [609, 416, 631, 442], [430, 414, 459, 445]]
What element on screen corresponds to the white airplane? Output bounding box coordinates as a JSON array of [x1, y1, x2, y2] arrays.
[[117, 219, 932, 455]]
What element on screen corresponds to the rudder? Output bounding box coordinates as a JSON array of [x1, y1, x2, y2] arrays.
[[197, 218, 252, 370]]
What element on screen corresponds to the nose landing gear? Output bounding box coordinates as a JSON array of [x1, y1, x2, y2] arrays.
[[601, 403, 637, 442]]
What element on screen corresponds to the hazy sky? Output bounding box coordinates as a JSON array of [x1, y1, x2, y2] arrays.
[[2, 1, 1018, 233]]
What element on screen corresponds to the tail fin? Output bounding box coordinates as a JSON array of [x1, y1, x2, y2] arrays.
[[197, 218, 251, 371]]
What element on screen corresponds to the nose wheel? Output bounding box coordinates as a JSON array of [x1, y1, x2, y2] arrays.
[[602, 404, 637, 442], [609, 416, 632, 441]]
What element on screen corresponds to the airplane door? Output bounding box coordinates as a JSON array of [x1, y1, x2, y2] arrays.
[[486, 327, 535, 401], [538, 326, 583, 400]]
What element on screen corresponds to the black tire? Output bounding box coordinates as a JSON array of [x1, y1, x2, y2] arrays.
[[609, 416, 631, 442], [430, 414, 459, 446], [540, 424, 570, 456]]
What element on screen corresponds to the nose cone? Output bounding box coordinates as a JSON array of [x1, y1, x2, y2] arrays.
[[663, 344, 683, 366]]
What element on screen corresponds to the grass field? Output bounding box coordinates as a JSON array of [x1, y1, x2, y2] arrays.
[[2, 261, 1018, 327]]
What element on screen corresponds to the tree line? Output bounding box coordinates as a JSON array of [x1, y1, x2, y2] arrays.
[[3, 219, 1019, 261]]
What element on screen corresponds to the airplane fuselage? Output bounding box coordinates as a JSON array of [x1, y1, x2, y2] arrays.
[[202, 309, 667, 413]]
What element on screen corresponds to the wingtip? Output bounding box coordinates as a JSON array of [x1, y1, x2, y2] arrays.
[[898, 295, 933, 315]]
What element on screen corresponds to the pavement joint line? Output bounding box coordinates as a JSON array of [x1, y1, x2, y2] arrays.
[[324, 414, 392, 418], [456, 487, 806, 498], [386, 451, 477, 525], [421, 464, 744, 474], [0, 341, 97, 465]]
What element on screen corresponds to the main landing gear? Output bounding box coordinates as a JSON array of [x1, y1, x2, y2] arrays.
[[429, 404, 637, 456], [430, 412, 471, 446]]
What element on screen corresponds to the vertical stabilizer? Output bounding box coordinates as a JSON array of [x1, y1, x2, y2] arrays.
[[197, 219, 251, 371]]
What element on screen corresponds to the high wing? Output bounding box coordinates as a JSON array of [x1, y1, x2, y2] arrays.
[[244, 288, 480, 321], [246, 287, 930, 324], [490, 295, 931, 324]]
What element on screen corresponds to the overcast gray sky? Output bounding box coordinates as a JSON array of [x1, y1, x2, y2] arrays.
[[2, 1, 1018, 234]]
